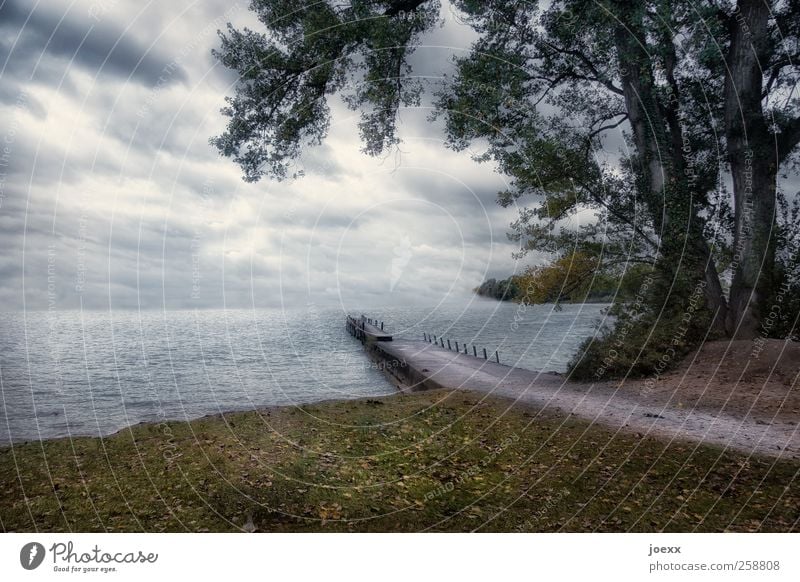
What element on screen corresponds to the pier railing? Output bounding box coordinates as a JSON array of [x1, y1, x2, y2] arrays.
[[421, 332, 500, 363], [346, 315, 393, 342], [345, 315, 500, 363]]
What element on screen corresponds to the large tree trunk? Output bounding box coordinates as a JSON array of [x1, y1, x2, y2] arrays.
[[724, 0, 777, 338], [661, 28, 730, 334], [727, 153, 777, 337], [613, 13, 729, 334]]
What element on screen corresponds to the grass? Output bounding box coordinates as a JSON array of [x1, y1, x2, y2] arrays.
[[1, 390, 798, 532]]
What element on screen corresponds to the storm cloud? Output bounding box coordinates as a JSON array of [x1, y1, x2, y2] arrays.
[[0, 0, 525, 312], [0, 0, 188, 88]]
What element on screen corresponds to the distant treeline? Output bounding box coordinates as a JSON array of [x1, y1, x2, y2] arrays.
[[473, 277, 522, 302], [474, 275, 617, 303], [474, 256, 649, 304]]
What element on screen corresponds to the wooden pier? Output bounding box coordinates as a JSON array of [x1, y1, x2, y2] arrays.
[[345, 315, 393, 342], [345, 313, 512, 392]]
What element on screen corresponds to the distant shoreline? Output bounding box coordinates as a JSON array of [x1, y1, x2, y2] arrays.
[[473, 296, 615, 305]]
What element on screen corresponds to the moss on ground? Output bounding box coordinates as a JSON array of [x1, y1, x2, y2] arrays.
[[1, 390, 797, 532]]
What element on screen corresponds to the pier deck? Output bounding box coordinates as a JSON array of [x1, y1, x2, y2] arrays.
[[346, 315, 392, 342]]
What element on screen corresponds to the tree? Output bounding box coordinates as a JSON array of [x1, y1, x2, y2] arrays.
[[715, 0, 800, 337], [515, 251, 601, 304], [437, 0, 731, 333], [211, 0, 800, 377]]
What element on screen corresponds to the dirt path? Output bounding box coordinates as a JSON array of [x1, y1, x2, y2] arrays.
[[374, 339, 799, 460]]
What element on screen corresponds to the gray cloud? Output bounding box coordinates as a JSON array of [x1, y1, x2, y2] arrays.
[[0, 0, 529, 312], [0, 84, 47, 119], [0, 0, 188, 88]]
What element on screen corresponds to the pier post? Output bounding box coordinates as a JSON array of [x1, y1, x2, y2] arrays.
[[455, 341, 459, 352], [440, 339, 444, 348], [464, 344, 468, 354], [483, 348, 487, 359], [447, 339, 451, 350], [473, 345, 477, 357], [495, 351, 499, 363]]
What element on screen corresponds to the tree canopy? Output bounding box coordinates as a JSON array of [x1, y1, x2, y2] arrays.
[[210, 0, 440, 181], [212, 0, 800, 376]]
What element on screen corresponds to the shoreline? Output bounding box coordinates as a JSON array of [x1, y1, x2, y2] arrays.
[[2, 384, 794, 461], [2, 387, 797, 532], [0, 392, 403, 450], [3, 339, 797, 461]]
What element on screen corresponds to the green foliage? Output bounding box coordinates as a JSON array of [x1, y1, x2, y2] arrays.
[[211, 0, 439, 181], [473, 277, 521, 301], [516, 251, 601, 304], [569, 268, 714, 380], [476, 253, 655, 305]]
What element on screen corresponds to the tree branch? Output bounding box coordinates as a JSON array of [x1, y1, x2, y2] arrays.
[[761, 53, 799, 98], [778, 115, 800, 164], [578, 180, 659, 250], [540, 40, 624, 95], [588, 113, 628, 140], [384, 0, 429, 17]]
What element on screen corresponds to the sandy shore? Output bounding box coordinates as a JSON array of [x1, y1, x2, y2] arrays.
[[372, 338, 799, 460], [614, 339, 799, 424]]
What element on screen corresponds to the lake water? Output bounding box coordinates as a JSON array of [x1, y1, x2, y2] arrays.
[[0, 301, 608, 444]]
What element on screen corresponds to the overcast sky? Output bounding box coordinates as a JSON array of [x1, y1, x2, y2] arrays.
[[0, 0, 542, 312]]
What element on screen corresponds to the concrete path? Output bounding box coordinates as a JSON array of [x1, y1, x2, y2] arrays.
[[372, 339, 799, 461]]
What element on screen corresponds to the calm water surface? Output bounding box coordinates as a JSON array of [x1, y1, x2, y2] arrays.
[[0, 301, 608, 443]]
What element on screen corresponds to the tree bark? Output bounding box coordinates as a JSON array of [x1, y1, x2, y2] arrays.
[[727, 152, 777, 338], [661, 31, 730, 333], [613, 11, 729, 334], [723, 0, 777, 338]]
